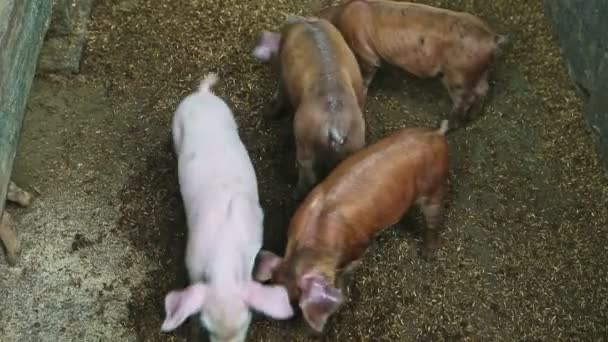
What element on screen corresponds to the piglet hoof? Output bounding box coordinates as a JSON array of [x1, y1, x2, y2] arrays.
[[446, 118, 464, 131], [420, 238, 441, 261], [419, 246, 437, 261], [459, 113, 474, 126], [301, 321, 325, 338], [449, 110, 473, 130]]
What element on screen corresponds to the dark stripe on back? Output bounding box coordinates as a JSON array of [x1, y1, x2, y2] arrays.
[[304, 22, 345, 113]]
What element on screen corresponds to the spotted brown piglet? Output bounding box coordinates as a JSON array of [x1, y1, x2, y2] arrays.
[[253, 15, 367, 199], [316, 0, 508, 124], [254, 120, 451, 333]]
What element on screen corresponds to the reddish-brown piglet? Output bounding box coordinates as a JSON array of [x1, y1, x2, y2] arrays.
[[255, 120, 451, 333], [317, 0, 508, 123]]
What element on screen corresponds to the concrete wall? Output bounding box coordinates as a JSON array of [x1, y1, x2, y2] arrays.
[[544, 0, 608, 170], [0, 0, 52, 214]]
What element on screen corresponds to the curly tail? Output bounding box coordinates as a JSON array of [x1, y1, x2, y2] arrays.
[[495, 34, 510, 46], [328, 127, 346, 148], [494, 33, 513, 57], [198, 73, 219, 94], [437, 120, 449, 135]]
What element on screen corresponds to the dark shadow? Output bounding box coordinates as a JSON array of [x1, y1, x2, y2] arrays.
[[119, 133, 190, 342], [118, 92, 302, 341]]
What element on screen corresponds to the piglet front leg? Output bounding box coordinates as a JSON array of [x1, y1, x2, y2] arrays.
[[336, 259, 363, 298], [361, 67, 377, 93], [0, 212, 20, 266], [266, 80, 290, 120], [355, 56, 379, 95], [293, 158, 317, 200]]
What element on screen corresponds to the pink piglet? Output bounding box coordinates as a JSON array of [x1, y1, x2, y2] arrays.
[[161, 73, 294, 342]]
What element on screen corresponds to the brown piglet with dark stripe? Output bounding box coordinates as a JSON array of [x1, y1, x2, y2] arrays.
[[253, 15, 367, 199]]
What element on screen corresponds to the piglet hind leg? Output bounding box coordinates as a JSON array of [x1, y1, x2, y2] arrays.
[[359, 62, 378, 96], [466, 72, 491, 121], [0, 211, 20, 266], [452, 71, 491, 125], [441, 71, 475, 128], [418, 187, 447, 260]]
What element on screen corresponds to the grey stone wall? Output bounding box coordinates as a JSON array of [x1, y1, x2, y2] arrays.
[[0, 0, 52, 214], [544, 1, 608, 170], [38, 0, 96, 74], [49, 0, 78, 36], [1, 0, 95, 217]]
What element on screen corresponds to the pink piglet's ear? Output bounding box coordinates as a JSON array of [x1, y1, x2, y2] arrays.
[[254, 249, 283, 282], [244, 281, 294, 320], [298, 273, 344, 333], [160, 283, 207, 332]]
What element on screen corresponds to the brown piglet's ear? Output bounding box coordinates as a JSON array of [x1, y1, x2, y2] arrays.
[[254, 250, 283, 282], [298, 273, 344, 333], [252, 31, 281, 62]]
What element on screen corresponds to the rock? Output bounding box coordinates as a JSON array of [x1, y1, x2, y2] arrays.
[[49, 0, 77, 37], [38, 0, 95, 74], [544, 0, 608, 170], [0, 0, 52, 214], [37, 30, 86, 74]]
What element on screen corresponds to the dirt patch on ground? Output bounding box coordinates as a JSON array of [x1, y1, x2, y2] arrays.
[[0, 75, 146, 341], [2, 0, 607, 341]]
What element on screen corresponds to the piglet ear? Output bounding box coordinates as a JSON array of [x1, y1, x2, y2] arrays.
[[254, 250, 283, 282], [244, 281, 294, 319], [160, 283, 207, 332], [299, 273, 344, 333], [252, 31, 281, 61]]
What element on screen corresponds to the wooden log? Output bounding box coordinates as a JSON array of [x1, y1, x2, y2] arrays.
[[0, 0, 52, 214]]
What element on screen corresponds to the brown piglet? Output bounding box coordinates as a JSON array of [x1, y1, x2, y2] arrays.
[[316, 0, 508, 123], [254, 120, 451, 333], [252, 15, 367, 198]]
